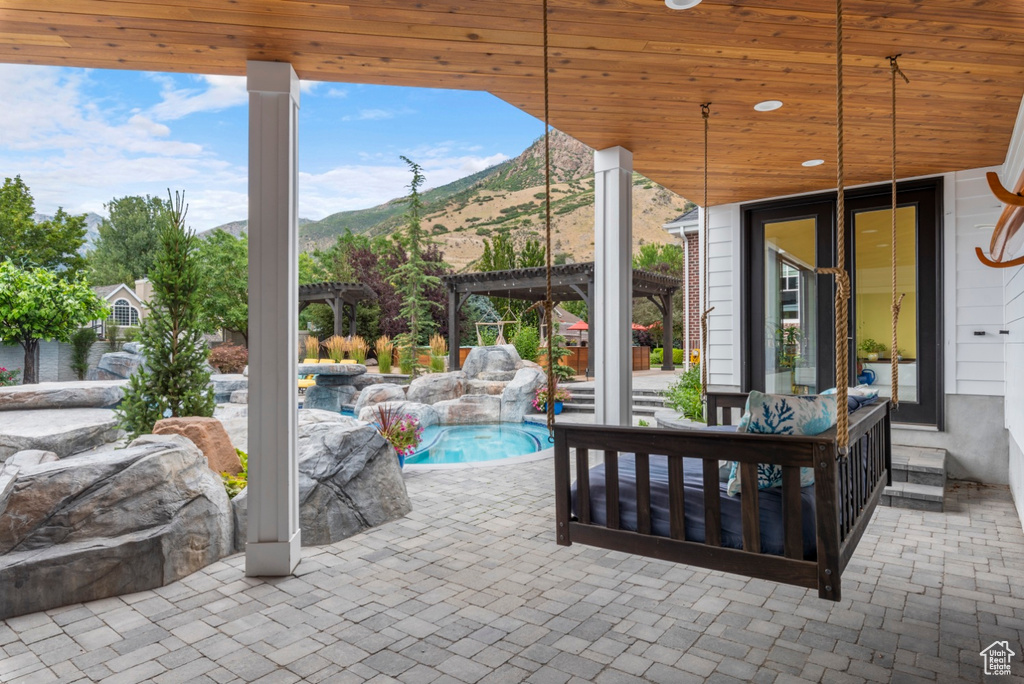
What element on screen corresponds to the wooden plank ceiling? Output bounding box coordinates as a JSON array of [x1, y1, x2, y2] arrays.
[[1, 0, 1022, 205]]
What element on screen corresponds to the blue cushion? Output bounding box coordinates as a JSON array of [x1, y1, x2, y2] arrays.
[[727, 391, 837, 496]]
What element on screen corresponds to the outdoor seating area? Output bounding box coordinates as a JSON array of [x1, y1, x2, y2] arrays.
[[1, 460, 1020, 683]]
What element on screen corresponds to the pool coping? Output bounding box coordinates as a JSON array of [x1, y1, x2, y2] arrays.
[[403, 446, 555, 471]]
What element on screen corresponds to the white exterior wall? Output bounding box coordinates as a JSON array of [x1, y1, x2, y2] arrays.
[[1002, 98, 1024, 529], [702, 204, 742, 389]]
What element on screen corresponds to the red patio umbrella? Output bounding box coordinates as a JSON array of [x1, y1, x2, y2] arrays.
[[566, 319, 588, 345]]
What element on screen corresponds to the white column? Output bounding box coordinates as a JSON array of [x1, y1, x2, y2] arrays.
[[245, 61, 301, 576], [593, 146, 633, 426]]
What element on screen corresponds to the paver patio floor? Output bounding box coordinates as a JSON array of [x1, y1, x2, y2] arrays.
[[2, 457, 1022, 683]]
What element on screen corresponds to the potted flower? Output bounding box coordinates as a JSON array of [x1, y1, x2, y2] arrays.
[[533, 385, 572, 415], [858, 338, 887, 362], [372, 404, 424, 468]]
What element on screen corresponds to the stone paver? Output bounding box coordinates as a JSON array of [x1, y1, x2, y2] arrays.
[[1, 460, 1023, 682]]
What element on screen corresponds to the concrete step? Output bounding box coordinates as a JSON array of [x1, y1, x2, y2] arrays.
[[563, 395, 666, 407], [882, 481, 945, 513], [891, 445, 947, 487], [565, 387, 665, 398], [561, 402, 660, 416]]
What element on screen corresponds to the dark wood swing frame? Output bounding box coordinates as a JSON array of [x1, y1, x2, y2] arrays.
[[553, 392, 891, 602]]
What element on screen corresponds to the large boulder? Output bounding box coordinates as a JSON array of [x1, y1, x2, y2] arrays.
[[357, 401, 439, 428], [5, 450, 59, 468], [500, 367, 547, 423], [474, 371, 518, 382], [230, 389, 248, 404], [462, 345, 522, 380], [89, 351, 145, 381], [210, 374, 247, 404], [0, 381, 127, 412], [153, 416, 242, 475], [0, 409, 123, 461], [0, 434, 233, 619], [353, 383, 407, 415], [232, 421, 411, 549], [304, 384, 357, 412], [466, 379, 508, 396], [432, 394, 501, 425], [213, 404, 247, 421], [406, 371, 466, 405]]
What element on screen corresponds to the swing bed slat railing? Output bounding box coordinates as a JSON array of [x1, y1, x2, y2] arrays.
[[553, 392, 891, 602]]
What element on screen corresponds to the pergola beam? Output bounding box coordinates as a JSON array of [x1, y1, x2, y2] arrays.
[[441, 262, 679, 375]]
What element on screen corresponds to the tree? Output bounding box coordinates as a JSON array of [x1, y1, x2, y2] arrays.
[[390, 157, 441, 346], [87, 194, 171, 286], [631, 242, 687, 347], [197, 229, 249, 343], [0, 176, 87, 275], [118, 193, 215, 438], [476, 233, 545, 327], [0, 262, 108, 384]]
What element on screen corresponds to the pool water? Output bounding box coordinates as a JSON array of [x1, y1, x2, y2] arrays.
[[405, 423, 553, 465]]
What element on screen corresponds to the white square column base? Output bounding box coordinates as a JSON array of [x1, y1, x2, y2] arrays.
[[245, 530, 301, 577]]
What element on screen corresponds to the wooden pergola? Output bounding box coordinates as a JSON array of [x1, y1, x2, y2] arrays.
[[298, 282, 376, 338], [442, 262, 681, 374]]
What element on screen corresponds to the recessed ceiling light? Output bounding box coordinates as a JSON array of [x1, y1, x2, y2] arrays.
[[665, 0, 702, 9], [754, 100, 783, 112], [802, 159, 825, 167]]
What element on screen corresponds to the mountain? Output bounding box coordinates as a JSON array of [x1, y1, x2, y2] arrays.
[[33, 212, 104, 253], [202, 217, 314, 239], [298, 130, 691, 269]]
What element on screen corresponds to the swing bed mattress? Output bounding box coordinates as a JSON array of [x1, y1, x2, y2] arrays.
[[571, 454, 819, 558]]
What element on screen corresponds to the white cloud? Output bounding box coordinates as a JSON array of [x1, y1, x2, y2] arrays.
[[326, 87, 348, 99], [341, 108, 412, 122], [0, 65, 246, 230], [148, 74, 248, 121], [299, 152, 509, 219]]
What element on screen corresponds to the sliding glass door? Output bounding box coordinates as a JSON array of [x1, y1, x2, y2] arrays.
[[744, 180, 942, 426]]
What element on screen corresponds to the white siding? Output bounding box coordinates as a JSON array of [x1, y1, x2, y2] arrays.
[[949, 168, 1006, 396], [1002, 96, 1024, 529], [701, 204, 742, 388]]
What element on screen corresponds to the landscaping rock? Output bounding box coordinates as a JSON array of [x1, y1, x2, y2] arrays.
[[433, 394, 502, 425], [353, 383, 407, 415], [153, 417, 242, 475], [232, 421, 411, 549], [462, 345, 522, 379], [518, 359, 543, 371], [304, 384, 357, 412], [210, 374, 247, 403], [214, 404, 247, 421], [466, 379, 508, 396], [406, 371, 467, 405], [348, 374, 397, 391], [296, 363, 367, 377], [0, 381, 127, 412], [218, 417, 248, 453], [300, 409, 362, 428], [122, 342, 142, 355], [357, 401, 439, 428], [0, 434, 233, 619], [5, 450, 59, 468], [500, 367, 547, 423], [230, 389, 248, 404], [89, 350, 145, 381], [0, 409, 123, 461], [474, 371, 518, 382]]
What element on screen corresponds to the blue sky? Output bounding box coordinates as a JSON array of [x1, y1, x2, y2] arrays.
[[0, 65, 544, 230]]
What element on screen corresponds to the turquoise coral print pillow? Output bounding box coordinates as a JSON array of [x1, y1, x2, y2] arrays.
[[727, 391, 837, 496]]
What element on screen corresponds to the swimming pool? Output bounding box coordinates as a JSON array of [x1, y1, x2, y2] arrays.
[[405, 423, 553, 466]]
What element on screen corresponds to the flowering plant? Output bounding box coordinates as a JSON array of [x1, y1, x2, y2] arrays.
[[0, 367, 19, 387], [533, 385, 572, 411], [373, 403, 424, 458]]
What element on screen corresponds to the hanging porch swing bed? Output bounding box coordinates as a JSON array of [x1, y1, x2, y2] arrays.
[[553, 393, 891, 602]]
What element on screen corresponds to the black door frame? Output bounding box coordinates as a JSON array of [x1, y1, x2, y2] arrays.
[[741, 178, 944, 428]]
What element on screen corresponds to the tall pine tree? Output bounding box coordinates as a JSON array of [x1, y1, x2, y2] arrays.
[[390, 157, 441, 347], [118, 192, 215, 438]]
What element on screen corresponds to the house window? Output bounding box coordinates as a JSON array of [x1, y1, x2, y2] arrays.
[[110, 299, 140, 327]]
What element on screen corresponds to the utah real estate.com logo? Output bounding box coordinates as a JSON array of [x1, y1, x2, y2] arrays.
[[980, 641, 1016, 676]]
